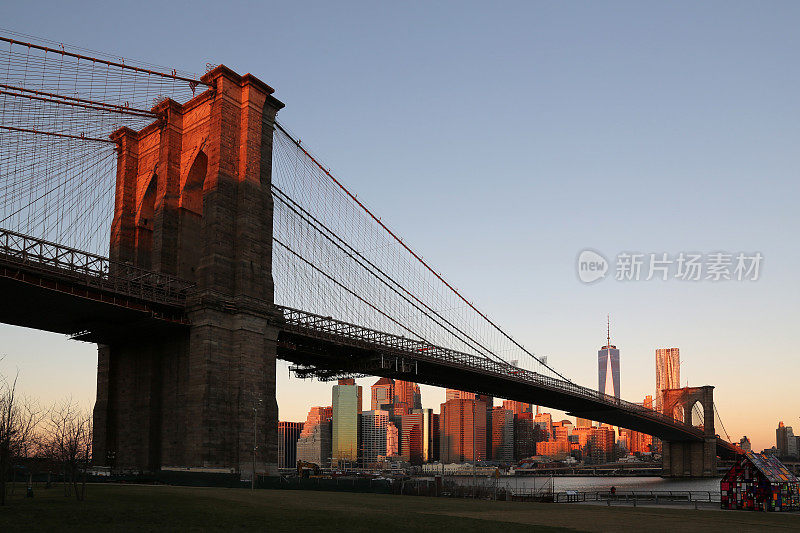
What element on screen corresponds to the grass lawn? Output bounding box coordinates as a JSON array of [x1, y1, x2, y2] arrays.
[[1, 484, 799, 532]]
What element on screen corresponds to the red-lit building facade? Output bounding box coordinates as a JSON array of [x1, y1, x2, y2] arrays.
[[370, 377, 424, 458], [440, 398, 487, 463], [502, 400, 531, 416], [395, 380, 422, 412], [588, 425, 616, 464], [401, 408, 436, 465], [386, 421, 399, 457], [296, 406, 333, 466], [371, 378, 394, 411], [534, 412, 553, 441], [445, 389, 476, 401]]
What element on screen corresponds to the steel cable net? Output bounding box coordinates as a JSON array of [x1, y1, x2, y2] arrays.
[[272, 125, 568, 381], [0, 32, 203, 254]]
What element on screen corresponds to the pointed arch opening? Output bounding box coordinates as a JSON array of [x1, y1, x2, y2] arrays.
[[181, 150, 207, 215], [137, 174, 158, 230], [178, 151, 208, 281], [135, 173, 157, 269], [690, 401, 705, 429]]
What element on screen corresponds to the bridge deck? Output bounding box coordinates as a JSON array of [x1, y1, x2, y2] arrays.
[[275, 306, 739, 458], [0, 229, 191, 342]]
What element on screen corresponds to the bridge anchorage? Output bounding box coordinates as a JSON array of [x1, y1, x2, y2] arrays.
[[0, 35, 741, 478]]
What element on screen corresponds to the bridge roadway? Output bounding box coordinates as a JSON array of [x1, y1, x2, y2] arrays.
[[0, 228, 739, 460], [277, 306, 738, 459], [0, 228, 191, 340]]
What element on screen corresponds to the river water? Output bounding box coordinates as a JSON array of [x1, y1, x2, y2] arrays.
[[446, 476, 721, 493]]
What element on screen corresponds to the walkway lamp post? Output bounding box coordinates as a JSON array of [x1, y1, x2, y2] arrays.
[[473, 401, 477, 498], [252, 396, 262, 490]]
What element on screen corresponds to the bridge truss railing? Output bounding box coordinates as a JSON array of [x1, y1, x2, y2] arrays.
[[0, 228, 194, 306], [277, 306, 707, 440]]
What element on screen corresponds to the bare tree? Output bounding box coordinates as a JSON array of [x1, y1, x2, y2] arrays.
[[43, 398, 92, 501], [0, 370, 44, 505], [75, 413, 92, 500]]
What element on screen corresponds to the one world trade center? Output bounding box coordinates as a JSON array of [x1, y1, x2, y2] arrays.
[[598, 317, 620, 399]]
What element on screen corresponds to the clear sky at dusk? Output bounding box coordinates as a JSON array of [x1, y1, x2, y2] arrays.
[[1, 1, 799, 451]]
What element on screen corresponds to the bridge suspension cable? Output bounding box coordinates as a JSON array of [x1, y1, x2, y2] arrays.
[[0, 84, 159, 117], [272, 183, 502, 363], [0, 31, 205, 255], [713, 403, 733, 443], [273, 236, 430, 343], [0, 34, 208, 88], [272, 122, 571, 382]]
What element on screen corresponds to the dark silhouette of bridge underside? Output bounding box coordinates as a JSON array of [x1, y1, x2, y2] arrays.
[[0, 231, 738, 460], [0, 229, 189, 341]]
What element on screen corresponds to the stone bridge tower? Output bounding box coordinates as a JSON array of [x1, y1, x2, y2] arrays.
[[92, 66, 284, 477], [660, 385, 716, 477]]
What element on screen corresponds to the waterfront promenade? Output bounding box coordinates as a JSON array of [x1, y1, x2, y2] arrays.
[[1, 485, 798, 532]]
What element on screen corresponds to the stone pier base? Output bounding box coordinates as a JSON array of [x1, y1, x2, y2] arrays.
[[661, 438, 717, 477]]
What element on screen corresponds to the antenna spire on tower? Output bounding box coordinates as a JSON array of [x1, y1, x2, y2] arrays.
[[607, 313, 611, 347]]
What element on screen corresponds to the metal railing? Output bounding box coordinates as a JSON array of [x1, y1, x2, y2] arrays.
[[0, 228, 194, 306], [277, 305, 729, 444], [553, 490, 720, 504]]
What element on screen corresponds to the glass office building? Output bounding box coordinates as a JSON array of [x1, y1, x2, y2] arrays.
[[332, 383, 360, 466]]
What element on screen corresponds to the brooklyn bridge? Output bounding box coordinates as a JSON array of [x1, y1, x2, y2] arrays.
[[0, 35, 740, 478]]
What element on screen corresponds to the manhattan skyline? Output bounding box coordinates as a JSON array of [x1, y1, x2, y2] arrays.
[[2, 1, 800, 453]]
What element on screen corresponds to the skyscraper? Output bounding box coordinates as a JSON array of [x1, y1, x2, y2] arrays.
[[278, 421, 304, 469], [553, 419, 573, 442], [514, 412, 543, 460], [371, 377, 395, 411], [386, 422, 399, 457], [777, 422, 798, 459], [620, 427, 652, 454], [502, 400, 530, 416], [643, 395, 653, 410], [444, 390, 492, 458], [336, 378, 363, 412], [534, 412, 553, 440], [598, 318, 620, 399], [655, 348, 680, 412], [296, 406, 332, 466], [445, 389, 476, 401], [432, 414, 441, 462], [372, 377, 423, 456], [491, 407, 514, 462], [395, 380, 422, 411], [440, 398, 486, 463], [401, 408, 434, 465], [619, 395, 654, 453], [479, 394, 494, 459], [332, 382, 361, 466], [360, 409, 390, 465], [739, 435, 752, 453], [588, 425, 616, 464]]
